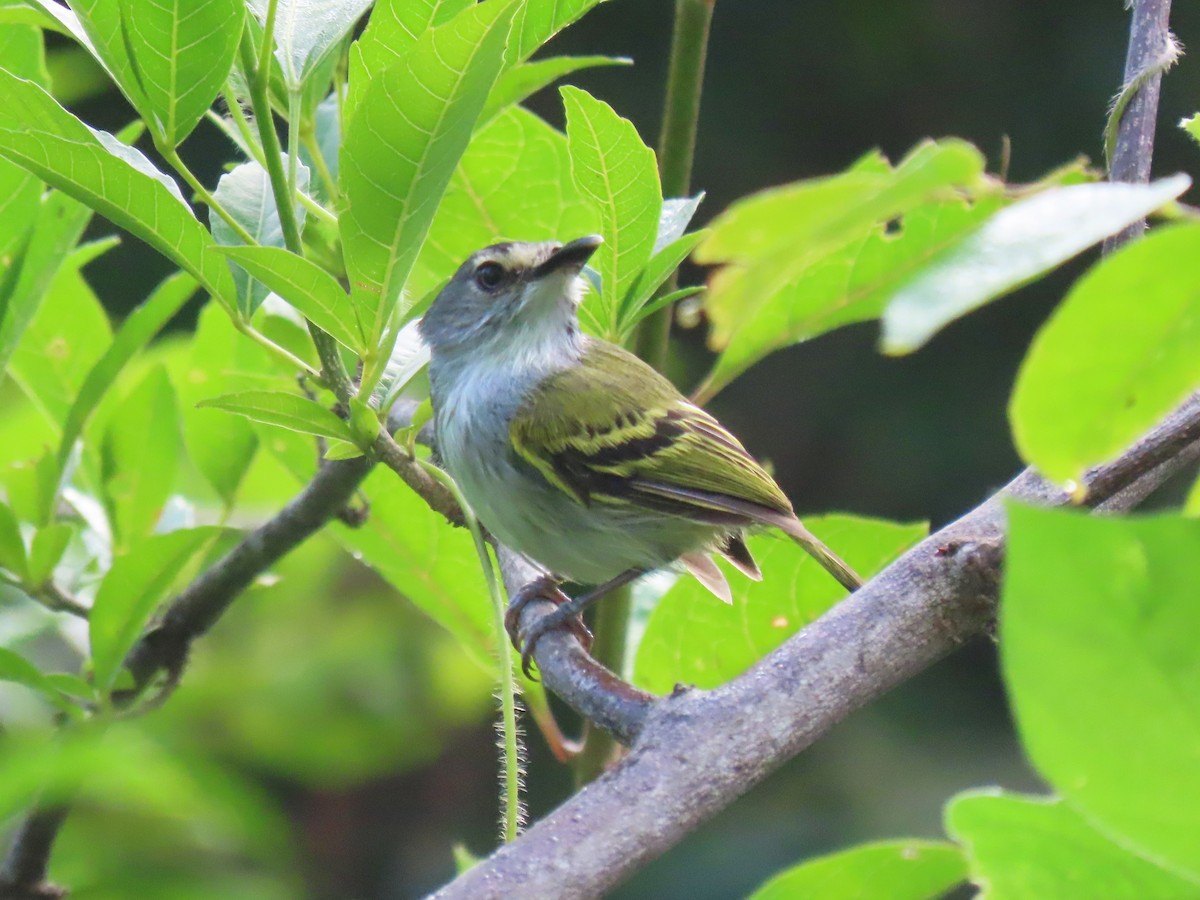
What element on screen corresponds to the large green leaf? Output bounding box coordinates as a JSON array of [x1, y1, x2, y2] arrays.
[[633, 515, 926, 693], [216, 246, 364, 352], [562, 85, 662, 338], [59, 271, 198, 471], [749, 840, 966, 900], [695, 141, 988, 399], [507, 0, 605, 62], [334, 467, 495, 672], [340, 0, 515, 364], [345, 0, 472, 122], [0, 26, 44, 261], [211, 157, 310, 316], [0, 646, 78, 715], [947, 791, 1200, 898], [881, 175, 1191, 353], [1003, 506, 1200, 881], [68, 0, 150, 114], [0, 191, 93, 376], [0, 68, 237, 311], [1011, 222, 1200, 485], [116, 0, 244, 147], [199, 389, 355, 442], [410, 106, 598, 298], [101, 365, 181, 547], [89, 526, 220, 694], [0, 502, 29, 580]]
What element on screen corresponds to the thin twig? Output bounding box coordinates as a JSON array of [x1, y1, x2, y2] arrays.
[[1102, 0, 1177, 252], [434, 394, 1200, 899]]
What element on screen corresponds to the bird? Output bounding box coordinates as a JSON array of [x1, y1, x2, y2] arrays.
[[420, 235, 862, 675]]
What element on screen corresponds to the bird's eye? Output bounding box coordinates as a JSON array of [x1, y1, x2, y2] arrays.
[[474, 262, 505, 292]]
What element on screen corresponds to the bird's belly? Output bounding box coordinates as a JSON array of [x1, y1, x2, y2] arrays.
[[440, 418, 702, 584]]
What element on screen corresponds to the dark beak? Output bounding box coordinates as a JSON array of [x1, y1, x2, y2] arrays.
[[532, 234, 603, 278]]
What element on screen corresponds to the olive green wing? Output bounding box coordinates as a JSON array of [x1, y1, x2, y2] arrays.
[[509, 339, 796, 529]]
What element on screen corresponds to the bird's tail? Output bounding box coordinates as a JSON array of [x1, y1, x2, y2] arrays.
[[779, 516, 864, 592]]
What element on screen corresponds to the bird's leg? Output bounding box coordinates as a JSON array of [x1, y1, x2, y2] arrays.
[[514, 568, 645, 678]]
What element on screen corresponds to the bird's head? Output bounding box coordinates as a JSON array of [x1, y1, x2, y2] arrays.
[[419, 235, 602, 354]]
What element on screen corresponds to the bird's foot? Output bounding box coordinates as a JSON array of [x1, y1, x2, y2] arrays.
[[505, 575, 592, 678]]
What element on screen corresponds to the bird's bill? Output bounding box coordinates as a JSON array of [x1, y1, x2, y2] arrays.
[[532, 234, 603, 279]]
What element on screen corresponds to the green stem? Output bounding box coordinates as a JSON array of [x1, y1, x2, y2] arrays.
[[302, 129, 339, 203], [420, 461, 525, 842], [572, 583, 632, 785], [239, 35, 303, 255], [234, 320, 320, 376], [298, 191, 338, 228], [286, 88, 302, 211], [161, 147, 257, 245], [632, 0, 714, 372], [240, 20, 354, 401]]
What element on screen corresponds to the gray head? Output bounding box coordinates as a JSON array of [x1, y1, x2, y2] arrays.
[[419, 235, 602, 354]]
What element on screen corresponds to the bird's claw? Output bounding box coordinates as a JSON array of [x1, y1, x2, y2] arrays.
[[504, 576, 592, 679]]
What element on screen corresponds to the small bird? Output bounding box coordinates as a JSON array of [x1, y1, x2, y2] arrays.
[[420, 235, 862, 674]]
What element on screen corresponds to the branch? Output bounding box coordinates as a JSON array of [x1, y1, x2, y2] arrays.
[[0, 806, 69, 899], [434, 394, 1200, 899], [1102, 0, 1177, 251]]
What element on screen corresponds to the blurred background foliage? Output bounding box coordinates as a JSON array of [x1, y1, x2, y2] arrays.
[[3, 1, 1199, 897]]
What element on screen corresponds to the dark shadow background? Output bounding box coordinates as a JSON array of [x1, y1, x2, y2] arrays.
[[64, 1, 1200, 897]]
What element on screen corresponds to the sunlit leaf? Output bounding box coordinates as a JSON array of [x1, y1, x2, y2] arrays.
[[1010, 222, 1200, 485], [0, 502, 29, 580], [562, 85, 661, 338], [749, 840, 966, 900], [0, 69, 238, 312], [250, 0, 372, 91], [0, 646, 77, 714], [27, 521, 72, 586], [340, 0, 515, 363], [481, 54, 630, 125], [947, 791, 1200, 898], [199, 390, 355, 442], [1003, 506, 1200, 881], [881, 175, 1191, 353]]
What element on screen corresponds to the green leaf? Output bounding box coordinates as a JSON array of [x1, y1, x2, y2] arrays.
[[89, 526, 219, 693], [177, 304, 265, 507], [618, 229, 707, 330], [632, 284, 704, 324], [1010, 222, 1200, 484], [947, 791, 1200, 898], [0, 646, 77, 714], [102, 366, 181, 546], [410, 106, 598, 300], [881, 175, 1191, 353], [323, 439, 364, 460], [340, 0, 516, 355], [633, 515, 926, 693], [562, 85, 662, 338], [749, 840, 966, 900], [216, 246, 364, 351], [1003, 506, 1200, 881], [211, 157, 310, 316], [7, 240, 114, 427], [0, 27, 45, 262], [59, 270, 197, 471], [345, 0, 472, 122], [482, 54, 631, 125], [42, 672, 95, 701], [1181, 113, 1200, 147], [199, 390, 355, 442], [0, 69, 237, 311], [0, 502, 29, 580], [250, 0, 371, 91], [0, 190, 93, 376], [116, 0, 244, 147], [27, 521, 72, 586], [507, 0, 604, 63], [68, 0, 150, 113], [334, 467, 495, 671], [695, 141, 988, 398]]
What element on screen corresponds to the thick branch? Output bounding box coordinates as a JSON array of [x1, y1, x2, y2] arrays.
[[435, 395, 1200, 899], [0, 806, 69, 899]]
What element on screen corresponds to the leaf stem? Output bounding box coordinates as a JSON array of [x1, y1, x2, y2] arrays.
[[161, 147, 257, 246], [301, 129, 339, 203], [286, 89, 302, 212], [234, 319, 320, 376], [632, 0, 714, 371], [419, 460, 525, 842]]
